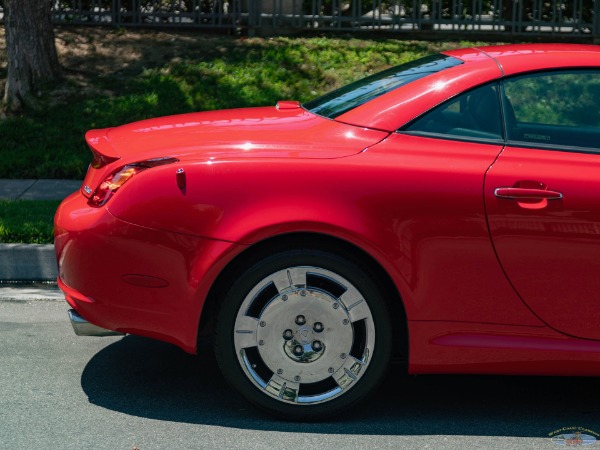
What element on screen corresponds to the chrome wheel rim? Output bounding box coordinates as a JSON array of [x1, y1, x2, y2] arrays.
[[233, 266, 375, 405]]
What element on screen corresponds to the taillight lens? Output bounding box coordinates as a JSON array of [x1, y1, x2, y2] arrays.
[[88, 157, 178, 207], [88, 166, 142, 207]]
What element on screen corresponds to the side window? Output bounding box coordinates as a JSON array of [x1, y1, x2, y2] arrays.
[[503, 70, 600, 150], [402, 83, 503, 142]]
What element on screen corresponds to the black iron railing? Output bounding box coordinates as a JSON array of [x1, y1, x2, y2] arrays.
[[0, 0, 597, 38]]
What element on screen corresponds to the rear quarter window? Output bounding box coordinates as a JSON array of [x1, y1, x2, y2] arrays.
[[304, 55, 463, 119]]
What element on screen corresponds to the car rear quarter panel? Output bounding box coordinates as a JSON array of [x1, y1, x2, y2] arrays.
[[107, 134, 543, 329]]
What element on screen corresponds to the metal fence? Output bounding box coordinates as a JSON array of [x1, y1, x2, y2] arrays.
[[0, 0, 597, 38]]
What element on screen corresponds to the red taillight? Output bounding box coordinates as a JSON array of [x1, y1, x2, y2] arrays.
[[88, 157, 178, 207], [88, 166, 142, 207]]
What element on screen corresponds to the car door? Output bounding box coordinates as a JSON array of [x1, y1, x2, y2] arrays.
[[485, 70, 600, 340], [396, 82, 542, 326]]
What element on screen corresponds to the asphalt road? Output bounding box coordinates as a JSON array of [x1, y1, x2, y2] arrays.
[[1, 289, 598, 449]]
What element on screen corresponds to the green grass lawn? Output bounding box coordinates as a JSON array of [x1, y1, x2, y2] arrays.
[[0, 200, 60, 244], [0, 32, 488, 180]]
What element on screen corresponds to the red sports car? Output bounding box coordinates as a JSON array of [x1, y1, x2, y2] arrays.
[[55, 43, 600, 421]]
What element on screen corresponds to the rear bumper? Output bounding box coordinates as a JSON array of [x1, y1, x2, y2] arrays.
[[54, 191, 244, 353], [68, 309, 125, 337]]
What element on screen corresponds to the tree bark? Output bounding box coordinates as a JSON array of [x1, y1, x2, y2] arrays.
[[2, 0, 61, 112]]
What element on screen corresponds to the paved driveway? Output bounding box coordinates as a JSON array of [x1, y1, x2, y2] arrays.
[[1, 295, 598, 449]]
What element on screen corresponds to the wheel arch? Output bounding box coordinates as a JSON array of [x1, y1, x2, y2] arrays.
[[198, 232, 408, 362]]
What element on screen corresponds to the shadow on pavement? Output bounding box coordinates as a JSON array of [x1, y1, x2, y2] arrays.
[[81, 335, 599, 436]]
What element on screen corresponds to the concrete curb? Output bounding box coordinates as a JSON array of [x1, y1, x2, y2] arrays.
[[0, 244, 57, 281], [0, 178, 81, 282], [0, 284, 63, 301]]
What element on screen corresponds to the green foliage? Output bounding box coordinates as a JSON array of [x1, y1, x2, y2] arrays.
[[0, 200, 60, 244], [0, 36, 486, 179]]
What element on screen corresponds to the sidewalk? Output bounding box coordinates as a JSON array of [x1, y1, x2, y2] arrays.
[[0, 179, 81, 201], [0, 179, 81, 281]]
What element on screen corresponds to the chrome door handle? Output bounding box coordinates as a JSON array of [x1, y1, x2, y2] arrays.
[[494, 187, 563, 200]]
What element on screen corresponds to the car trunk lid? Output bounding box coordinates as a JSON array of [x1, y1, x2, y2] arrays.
[[81, 105, 389, 198]]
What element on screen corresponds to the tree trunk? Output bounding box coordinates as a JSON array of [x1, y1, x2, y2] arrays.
[[2, 0, 61, 112]]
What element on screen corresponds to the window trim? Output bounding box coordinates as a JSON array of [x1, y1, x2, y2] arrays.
[[505, 141, 600, 154], [398, 130, 505, 146]]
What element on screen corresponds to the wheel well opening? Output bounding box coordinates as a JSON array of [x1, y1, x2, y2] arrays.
[[198, 233, 408, 362]]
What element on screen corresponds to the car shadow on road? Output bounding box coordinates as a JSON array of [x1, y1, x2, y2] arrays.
[[81, 335, 599, 436]]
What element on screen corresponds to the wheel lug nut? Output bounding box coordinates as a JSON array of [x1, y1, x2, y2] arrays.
[[312, 340, 323, 352], [328, 367, 334, 374], [313, 322, 324, 333], [342, 319, 349, 325], [282, 294, 288, 301], [277, 369, 283, 375], [300, 290, 307, 296], [332, 303, 339, 309], [294, 376, 301, 381], [283, 329, 293, 340], [295, 315, 306, 325], [258, 340, 265, 346], [259, 321, 266, 327], [293, 345, 304, 356], [340, 353, 346, 359]]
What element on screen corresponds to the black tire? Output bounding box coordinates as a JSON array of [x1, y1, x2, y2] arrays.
[[214, 249, 392, 421]]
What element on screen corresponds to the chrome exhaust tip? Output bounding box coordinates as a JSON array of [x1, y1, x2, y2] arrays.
[[68, 309, 125, 337]]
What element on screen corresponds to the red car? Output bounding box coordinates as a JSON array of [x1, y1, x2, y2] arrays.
[[55, 43, 600, 421]]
